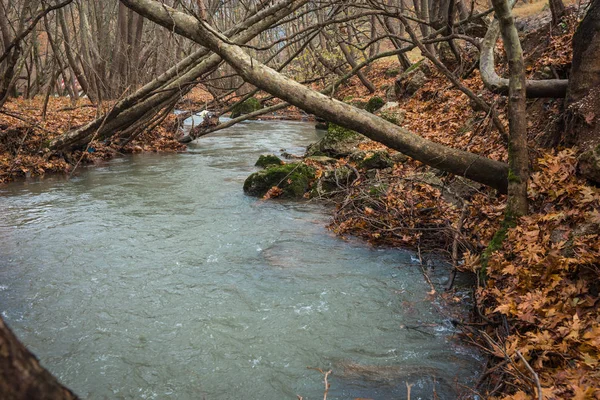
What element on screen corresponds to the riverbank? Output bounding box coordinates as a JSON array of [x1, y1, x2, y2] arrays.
[[1, 5, 599, 398], [238, 9, 600, 399], [0, 97, 185, 184]]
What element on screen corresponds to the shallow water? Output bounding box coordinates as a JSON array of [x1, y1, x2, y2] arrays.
[[0, 119, 481, 399]]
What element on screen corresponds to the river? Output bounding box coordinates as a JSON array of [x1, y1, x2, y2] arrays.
[[0, 119, 481, 399]]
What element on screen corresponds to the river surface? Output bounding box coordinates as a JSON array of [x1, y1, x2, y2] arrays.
[[0, 119, 481, 399]]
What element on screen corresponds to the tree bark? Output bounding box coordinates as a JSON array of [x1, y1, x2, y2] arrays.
[[0, 317, 78, 400], [491, 0, 529, 216], [480, 15, 568, 98], [50, 0, 304, 151], [121, 0, 510, 193], [563, 0, 600, 182]]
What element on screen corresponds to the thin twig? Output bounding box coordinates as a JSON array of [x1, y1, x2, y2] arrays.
[[516, 350, 543, 400]]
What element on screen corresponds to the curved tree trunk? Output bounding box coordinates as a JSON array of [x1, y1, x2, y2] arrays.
[[0, 317, 78, 399], [480, 15, 568, 98]]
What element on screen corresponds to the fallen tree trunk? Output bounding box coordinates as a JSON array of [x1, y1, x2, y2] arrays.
[[121, 0, 510, 193], [49, 0, 304, 151]]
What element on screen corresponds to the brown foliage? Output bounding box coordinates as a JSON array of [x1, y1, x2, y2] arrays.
[[0, 97, 184, 183]]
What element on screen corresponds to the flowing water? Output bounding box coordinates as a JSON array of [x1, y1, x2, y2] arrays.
[[0, 119, 481, 399]]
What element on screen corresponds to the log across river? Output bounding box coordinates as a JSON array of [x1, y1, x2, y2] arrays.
[[0, 118, 482, 399]]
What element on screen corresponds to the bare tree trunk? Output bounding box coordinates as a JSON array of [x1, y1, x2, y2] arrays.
[[491, 0, 529, 216], [563, 0, 600, 182], [480, 16, 568, 98], [120, 0, 510, 192], [0, 316, 78, 399], [549, 0, 566, 25]]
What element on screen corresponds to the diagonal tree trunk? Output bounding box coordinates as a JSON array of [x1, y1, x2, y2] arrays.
[[49, 0, 304, 151], [0, 316, 78, 400], [120, 0, 509, 192]]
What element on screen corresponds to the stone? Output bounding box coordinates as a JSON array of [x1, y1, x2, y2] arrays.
[[578, 145, 600, 184], [358, 151, 394, 170], [394, 60, 429, 100], [243, 163, 316, 199], [230, 97, 263, 118], [255, 154, 283, 168], [305, 155, 338, 165], [313, 165, 358, 196], [376, 103, 406, 125], [305, 123, 369, 158], [390, 152, 409, 163]]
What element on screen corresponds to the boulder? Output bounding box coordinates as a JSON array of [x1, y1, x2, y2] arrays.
[[255, 154, 284, 168], [305, 123, 369, 158], [394, 60, 429, 99], [243, 163, 315, 198], [313, 165, 358, 196], [230, 97, 263, 118], [578, 145, 600, 184], [358, 151, 394, 170], [365, 96, 385, 113], [376, 102, 406, 125], [305, 155, 338, 165]]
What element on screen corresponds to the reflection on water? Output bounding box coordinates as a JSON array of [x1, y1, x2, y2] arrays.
[[0, 119, 481, 399]]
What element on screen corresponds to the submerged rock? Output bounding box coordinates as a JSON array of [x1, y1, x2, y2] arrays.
[[255, 154, 284, 168], [243, 163, 315, 198], [305, 123, 368, 158], [230, 97, 263, 118]]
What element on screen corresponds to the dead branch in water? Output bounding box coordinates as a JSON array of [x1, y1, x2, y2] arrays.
[[307, 367, 332, 400]]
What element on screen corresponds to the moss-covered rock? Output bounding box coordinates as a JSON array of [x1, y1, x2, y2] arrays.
[[230, 97, 263, 118], [305, 124, 368, 158], [384, 66, 401, 77], [305, 155, 338, 165], [365, 96, 385, 113], [312, 165, 358, 197], [358, 151, 394, 170], [243, 163, 316, 199], [255, 154, 283, 168], [578, 145, 600, 184], [394, 59, 429, 100]]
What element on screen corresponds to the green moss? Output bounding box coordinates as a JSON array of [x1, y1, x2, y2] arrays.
[[243, 163, 316, 198], [365, 96, 385, 113], [401, 59, 424, 76], [230, 97, 263, 118], [255, 154, 283, 168], [368, 184, 388, 196], [358, 151, 394, 170], [480, 215, 517, 280], [507, 169, 522, 183], [384, 67, 400, 77], [379, 111, 398, 125], [305, 124, 366, 158], [327, 123, 361, 140]]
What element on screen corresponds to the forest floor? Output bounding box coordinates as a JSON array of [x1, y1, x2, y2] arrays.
[[0, 3, 598, 399]]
